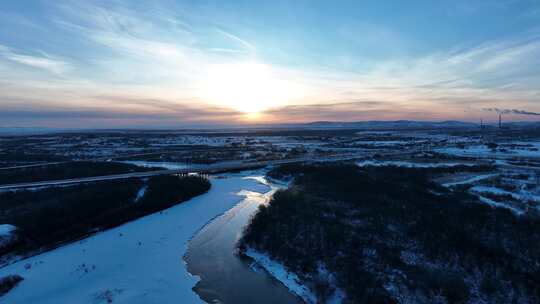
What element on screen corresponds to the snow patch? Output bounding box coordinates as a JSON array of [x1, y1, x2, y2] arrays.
[[0, 224, 17, 249], [442, 174, 498, 187], [244, 248, 317, 304], [134, 185, 147, 203], [476, 196, 524, 215], [0, 225, 16, 237]]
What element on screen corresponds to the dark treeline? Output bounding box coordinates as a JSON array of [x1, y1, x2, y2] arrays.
[[0, 161, 152, 184], [268, 161, 494, 181], [0, 151, 67, 164], [241, 163, 540, 303], [0, 175, 210, 258]]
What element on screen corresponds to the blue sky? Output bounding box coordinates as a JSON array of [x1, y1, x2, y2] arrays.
[[1, 0, 540, 128]]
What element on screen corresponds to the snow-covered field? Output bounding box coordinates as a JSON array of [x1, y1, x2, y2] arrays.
[[471, 185, 540, 203], [437, 142, 540, 158], [146, 135, 237, 147], [0, 172, 270, 304], [443, 173, 540, 214], [469, 184, 540, 214]]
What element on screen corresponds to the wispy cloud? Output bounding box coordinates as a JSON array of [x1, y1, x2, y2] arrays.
[[304, 34, 540, 117], [260, 100, 448, 122], [0, 95, 245, 128], [215, 28, 256, 52], [0, 45, 70, 74]]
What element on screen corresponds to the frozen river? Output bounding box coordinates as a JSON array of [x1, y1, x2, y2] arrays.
[[185, 177, 303, 303]]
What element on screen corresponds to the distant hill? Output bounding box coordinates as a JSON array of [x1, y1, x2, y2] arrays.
[[266, 120, 479, 130], [267, 120, 540, 130], [0, 127, 64, 135]]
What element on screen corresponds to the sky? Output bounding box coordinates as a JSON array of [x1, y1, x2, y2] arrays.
[[1, 0, 540, 128]]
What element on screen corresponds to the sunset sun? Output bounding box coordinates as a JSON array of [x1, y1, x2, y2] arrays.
[[199, 62, 298, 116]]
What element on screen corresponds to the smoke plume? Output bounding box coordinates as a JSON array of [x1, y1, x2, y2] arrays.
[[482, 108, 540, 116]]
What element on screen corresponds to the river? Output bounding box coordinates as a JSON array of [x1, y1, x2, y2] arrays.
[[184, 175, 303, 304]]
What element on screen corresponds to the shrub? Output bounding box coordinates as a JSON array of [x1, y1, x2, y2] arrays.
[[0, 275, 23, 297]]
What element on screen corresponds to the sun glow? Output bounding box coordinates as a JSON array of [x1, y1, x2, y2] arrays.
[[198, 62, 301, 115]]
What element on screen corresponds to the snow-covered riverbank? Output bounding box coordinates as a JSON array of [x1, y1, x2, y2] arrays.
[[0, 172, 269, 304], [245, 248, 346, 304], [244, 248, 317, 303]]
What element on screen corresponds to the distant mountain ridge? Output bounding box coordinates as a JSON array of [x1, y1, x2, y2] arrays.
[[273, 120, 540, 130], [299, 120, 477, 129]]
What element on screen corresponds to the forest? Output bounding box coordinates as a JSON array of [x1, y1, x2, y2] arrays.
[[241, 163, 540, 303], [0, 175, 210, 259]]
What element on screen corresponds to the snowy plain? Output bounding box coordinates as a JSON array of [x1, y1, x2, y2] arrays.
[[436, 142, 540, 158], [0, 172, 270, 304]]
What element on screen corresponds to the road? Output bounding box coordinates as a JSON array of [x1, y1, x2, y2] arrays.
[[0, 147, 246, 171], [0, 161, 67, 171], [3, 143, 537, 190], [0, 154, 364, 190]]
